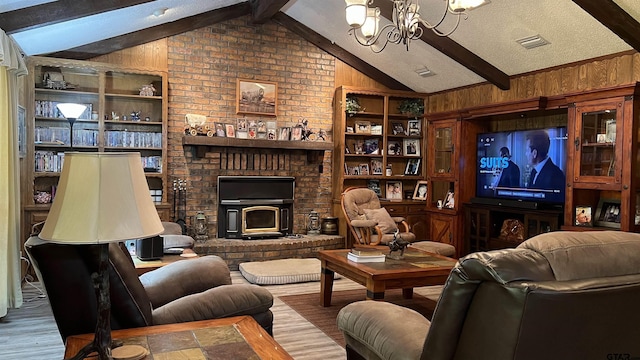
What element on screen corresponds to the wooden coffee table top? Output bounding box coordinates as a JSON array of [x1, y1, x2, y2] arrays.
[[64, 316, 292, 360], [319, 247, 457, 279], [318, 247, 457, 305]]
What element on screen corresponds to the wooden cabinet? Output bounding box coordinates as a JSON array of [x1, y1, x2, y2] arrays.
[[332, 86, 428, 246], [464, 203, 562, 253], [423, 116, 481, 257], [564, 84, 640, 232], [22, 56, 169, 245]]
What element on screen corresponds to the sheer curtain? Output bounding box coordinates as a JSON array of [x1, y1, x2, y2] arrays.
[[0, 29, 27, 317]]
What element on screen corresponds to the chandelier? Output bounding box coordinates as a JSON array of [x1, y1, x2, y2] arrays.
[[345, 0, 487, 53]]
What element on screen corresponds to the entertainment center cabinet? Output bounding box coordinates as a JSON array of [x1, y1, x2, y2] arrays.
[[464, 203, 563, 253]]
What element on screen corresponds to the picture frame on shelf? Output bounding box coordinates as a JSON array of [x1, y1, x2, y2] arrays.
[[236, 79, 277, 116], [346, 126, 354, 133], [404, 158, 420, 175], [368, 179, 382, 197], [237, 130, 248, 139], [413, 181, 428, 200], [392, 122, 404, 135], [291, 126, 303, 141], [388, 141, 402, 155], [443, 190, 455, 209], [215, 123, 226, 137], [278, 127, 290, 140], [371, 124, 383, 135], [248, 127, 257, 139], [364, 138, 379, 154], [359, 163, 370, 175], [237, 118, 248, 131], [257, 120, 267, 133], [354, 140, 364, 154], [605, 119, 616, 143], [225, 124, 235, 138], [575, 205, 593, 227], [386, 181, 403, 200], [354, 120, 371, 134], [595, 198, 621, 228], [267, 128, 276, 140], [408, 120, 421, 136], [371, 159, 383, 175], [404, 138, 420, 156]]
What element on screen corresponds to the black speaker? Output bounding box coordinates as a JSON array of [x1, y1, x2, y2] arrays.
[[136, 236, 164, 260]]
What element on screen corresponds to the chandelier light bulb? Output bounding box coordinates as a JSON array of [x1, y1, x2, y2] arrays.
[[360, 7, 380, 39], [345, 0, 368, 27]]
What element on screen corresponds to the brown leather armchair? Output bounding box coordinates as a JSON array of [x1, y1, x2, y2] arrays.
[[337, 231, 640, 360], [341, 187, 455, 256], [25, 236, 274, 341]]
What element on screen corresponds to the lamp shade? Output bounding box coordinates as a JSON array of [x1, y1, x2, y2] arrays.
[[56, 103, 87, 119], [39, 152, 163, 244]]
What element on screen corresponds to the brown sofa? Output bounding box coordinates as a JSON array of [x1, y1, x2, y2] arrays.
[[337, 231, 640, 360], [25, 236, 274, 340]]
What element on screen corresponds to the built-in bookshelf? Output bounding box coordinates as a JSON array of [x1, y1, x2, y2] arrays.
[[22, 56, 169, 245], [332, 86, 428, 245]]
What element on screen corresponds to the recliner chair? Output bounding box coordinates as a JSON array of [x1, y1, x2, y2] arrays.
[[337, 231, 640, 360], [25, 236, 274, 341]]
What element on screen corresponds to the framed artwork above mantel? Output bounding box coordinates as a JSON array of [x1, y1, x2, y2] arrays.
[[236, 79, 278, 116]]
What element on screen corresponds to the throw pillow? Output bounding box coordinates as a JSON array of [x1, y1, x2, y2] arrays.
[[364, 208, 398, 234]]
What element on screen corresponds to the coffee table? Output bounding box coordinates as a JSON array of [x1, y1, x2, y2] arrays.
[[64, 316, 292, 359], [318, 247, 457, 306]]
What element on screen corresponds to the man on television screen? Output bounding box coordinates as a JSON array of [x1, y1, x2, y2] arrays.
[[497, 146, 520, 188], [525, 130, 565, 201]]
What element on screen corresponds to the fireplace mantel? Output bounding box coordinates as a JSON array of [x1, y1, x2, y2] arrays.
[[183, 135, 332, 158]]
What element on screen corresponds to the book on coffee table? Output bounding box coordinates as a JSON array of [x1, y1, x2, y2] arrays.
[[347, 251, 386, 263]]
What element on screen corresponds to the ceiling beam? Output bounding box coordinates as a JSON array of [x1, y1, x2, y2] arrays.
[[249, 0, 290, 24], [572, 0, 640, 52], [372, 0, 510, 91], [49, 3, 251, 60], [272, 12, 411, 91], [0, 0, 154, 34]]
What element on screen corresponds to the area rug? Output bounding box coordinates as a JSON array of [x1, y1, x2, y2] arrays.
[[279, 289, 437, 347]]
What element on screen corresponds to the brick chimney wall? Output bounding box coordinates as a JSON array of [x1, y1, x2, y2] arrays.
[[166, 15, 335, 236]]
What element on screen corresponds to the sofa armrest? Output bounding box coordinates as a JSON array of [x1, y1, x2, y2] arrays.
[[151, 284, 273, 324], [140, 255, 232, 308]]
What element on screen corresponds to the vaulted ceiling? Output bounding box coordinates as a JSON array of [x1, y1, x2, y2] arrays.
[[2, 0, 640, 94]]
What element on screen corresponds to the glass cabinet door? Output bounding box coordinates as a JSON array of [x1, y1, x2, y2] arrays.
[[574, 101, 622, 184], [429, 120, 456, 178]]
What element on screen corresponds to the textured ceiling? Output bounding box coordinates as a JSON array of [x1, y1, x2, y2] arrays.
[[3, 0, 640, 93]]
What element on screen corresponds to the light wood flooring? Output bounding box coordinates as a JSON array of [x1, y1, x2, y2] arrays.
[[0, 272, 442, 360]]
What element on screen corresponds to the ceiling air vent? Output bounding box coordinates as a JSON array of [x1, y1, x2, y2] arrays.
[[516, 35, 549, 50], [415, 67, 436, 78]]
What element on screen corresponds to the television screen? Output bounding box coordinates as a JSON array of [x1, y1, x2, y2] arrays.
[[475, 127, 568, 205]]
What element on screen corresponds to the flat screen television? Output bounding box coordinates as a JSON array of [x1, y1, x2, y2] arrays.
[[474, 127, 568, 207]]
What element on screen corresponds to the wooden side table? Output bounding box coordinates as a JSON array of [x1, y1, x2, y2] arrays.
[[131, 249, 198, 275], [64, 316, 292, 359]]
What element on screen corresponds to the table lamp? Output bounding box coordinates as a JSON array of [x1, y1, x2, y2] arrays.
[[39, 152, 163, 360], [56, 103, 87, 148]]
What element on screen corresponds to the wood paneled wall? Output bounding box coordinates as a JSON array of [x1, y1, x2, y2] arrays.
[[334, 59, 389, 91], [427, 51, 640, 114], [90, 39, 168, 71]]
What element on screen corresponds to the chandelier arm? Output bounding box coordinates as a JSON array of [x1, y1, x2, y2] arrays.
[[413, 0, 450, 30], [426, 13, 461, 37]]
